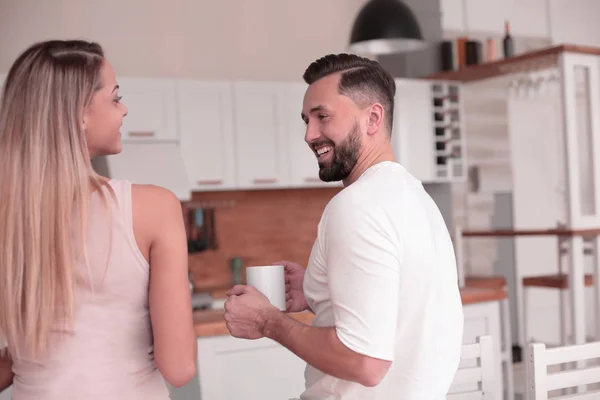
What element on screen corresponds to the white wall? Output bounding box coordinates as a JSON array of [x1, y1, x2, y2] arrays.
[[442, 0, 550, 38], [442, 0, 600, 46], [0, 0, 368, 80], [3, 0, 599, 81], [549, 0, 600, 46]]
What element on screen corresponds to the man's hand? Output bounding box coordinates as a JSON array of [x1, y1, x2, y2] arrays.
[[224, 285, 280, 339], [275, 260, 309, 313]]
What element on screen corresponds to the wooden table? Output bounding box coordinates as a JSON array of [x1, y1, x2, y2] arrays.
[[460, 227, 600, 347]]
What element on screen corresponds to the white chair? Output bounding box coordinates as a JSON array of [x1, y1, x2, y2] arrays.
[[455, 226, 515, 399], [526, 341, 600, 399], [447, 335, 496, 399]]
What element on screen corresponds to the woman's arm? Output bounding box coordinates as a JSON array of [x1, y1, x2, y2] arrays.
[[132, 185, 197, 388], [0, 350, 13, 392]]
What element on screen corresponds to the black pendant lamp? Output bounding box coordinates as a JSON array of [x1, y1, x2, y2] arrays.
[[349, 0, 426, 55]]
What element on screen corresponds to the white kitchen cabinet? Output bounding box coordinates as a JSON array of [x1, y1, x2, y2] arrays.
[[393, 79, 466, 183], [284, 83, 342, 189], [463, 0, 510, 35], [108, 77, 462, 193], [117, 77, 178, 142], [196, 335, 307, 400], [177, 80, 236, 191], [442, 0, 548, 38], [232, 82, 290, 189]]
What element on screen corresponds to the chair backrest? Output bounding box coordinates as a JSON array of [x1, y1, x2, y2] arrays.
[[447, 335, 495, 399], [526, 341, 600, 399]]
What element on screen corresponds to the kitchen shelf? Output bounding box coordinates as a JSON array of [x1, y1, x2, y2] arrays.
[[426, 44, 600, 83]]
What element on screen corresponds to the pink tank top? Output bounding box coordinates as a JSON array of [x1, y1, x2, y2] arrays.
[[10, 180, 171, 399]]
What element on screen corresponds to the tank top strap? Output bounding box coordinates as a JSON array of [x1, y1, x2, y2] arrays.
[[107, 179, 149, 269]]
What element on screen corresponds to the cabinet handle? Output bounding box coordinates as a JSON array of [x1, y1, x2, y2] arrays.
[[304, 177, 321, 183], [197, 179, 223, 185], [253, 178, 278, 184], [128, 131, 155, 137]]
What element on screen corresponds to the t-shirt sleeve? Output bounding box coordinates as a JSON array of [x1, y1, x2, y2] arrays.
[[322, 196, 401, 361]]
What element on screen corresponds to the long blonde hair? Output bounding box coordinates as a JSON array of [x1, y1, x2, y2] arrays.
[[0, 40, 111, 361]]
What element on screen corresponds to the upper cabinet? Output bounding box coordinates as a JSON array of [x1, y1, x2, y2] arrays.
[[101, 77, 463, 193], [440, 0, 465, 32], [177, 80, 236, 191], [232, 82, 290, 189], [462, 0, 510, 34], [117, 77, 178, 142], [441, 0, 549, 38], [393, 79, 466, 183], [283, 83, 342, 188]]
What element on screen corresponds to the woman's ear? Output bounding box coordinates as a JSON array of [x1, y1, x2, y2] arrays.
[[366, 103, 385, 136]]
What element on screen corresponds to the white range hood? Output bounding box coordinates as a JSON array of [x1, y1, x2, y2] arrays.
[[92, 141, 192, 202]]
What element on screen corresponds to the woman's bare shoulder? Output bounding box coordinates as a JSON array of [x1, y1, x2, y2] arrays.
[[130, 184, 183, 216], [130, 184, 184, 253]]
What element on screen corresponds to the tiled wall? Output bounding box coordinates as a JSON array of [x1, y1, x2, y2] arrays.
[[185, 187, 341, 292]]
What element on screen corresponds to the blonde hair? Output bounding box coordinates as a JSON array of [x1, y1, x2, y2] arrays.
[[0, 40, 112, 361]]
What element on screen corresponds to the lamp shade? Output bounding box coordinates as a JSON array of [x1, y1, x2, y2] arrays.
[[349, 0, 426, 55]]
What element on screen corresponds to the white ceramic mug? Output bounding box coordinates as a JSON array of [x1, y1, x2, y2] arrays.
[[245, 265, 286, 311]]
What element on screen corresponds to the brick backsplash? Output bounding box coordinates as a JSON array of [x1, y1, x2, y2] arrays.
[[185, 187, 340, 292]]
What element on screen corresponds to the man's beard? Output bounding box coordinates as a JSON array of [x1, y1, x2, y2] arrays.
[[317, 123, 361, 182]]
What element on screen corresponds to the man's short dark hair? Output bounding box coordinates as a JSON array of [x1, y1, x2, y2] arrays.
[[303, 53, 396, 134]]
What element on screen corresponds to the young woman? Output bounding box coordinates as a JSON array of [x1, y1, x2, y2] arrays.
[[0, 40, 197, 399]]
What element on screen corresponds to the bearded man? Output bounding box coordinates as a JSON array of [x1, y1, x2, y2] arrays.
[[223, 53, 464, 400]]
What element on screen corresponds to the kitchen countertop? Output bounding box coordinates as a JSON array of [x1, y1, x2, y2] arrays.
[[460, 286, 507, 305], [194, 309, 315, 337], [194, 286, 507, 337]]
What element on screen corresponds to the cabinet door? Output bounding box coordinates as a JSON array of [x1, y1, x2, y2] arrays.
[[393, 79, 436, 182], [197, 336, 307, 400], [177, 80, 236, 191], [233, 82, 289, 189], [117, 77, 178, 142], [284, 83, 342, 188], [441, 0, 465, 31], [464, 0, 509, 34]]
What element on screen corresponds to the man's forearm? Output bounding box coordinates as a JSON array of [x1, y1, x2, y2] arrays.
[[261, 309, 369, 385], [0, 353, 13, 392]]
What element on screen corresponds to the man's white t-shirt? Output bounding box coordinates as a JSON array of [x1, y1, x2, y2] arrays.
[[300, 161, 464, 400]]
